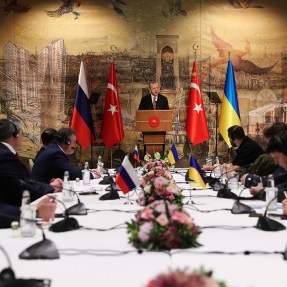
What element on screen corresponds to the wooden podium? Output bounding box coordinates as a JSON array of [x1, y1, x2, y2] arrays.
[[135, 110, 172, 155]]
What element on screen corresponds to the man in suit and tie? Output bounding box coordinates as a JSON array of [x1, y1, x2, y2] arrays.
[[138, 82, 169, 155], [32, 127, 101, 183], [138, 82, 169, 110], [0, 118, 59, 206]]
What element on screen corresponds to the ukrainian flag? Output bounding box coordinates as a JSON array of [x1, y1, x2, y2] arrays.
[[219, 60, 241, 148], [167, 143, 179, 165], [189, 155, 206, 189]]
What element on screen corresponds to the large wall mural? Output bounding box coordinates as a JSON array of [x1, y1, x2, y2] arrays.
[[0, 0, 286, 165]]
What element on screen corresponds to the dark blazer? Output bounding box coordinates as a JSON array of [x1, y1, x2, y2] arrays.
[[0, 143, 54, 206], [0, 204, 20, 228], [138, 94, 169, 110], [34, 146, 46, 161], [32, 143, 84, 183], [232, 136, 264, 167]]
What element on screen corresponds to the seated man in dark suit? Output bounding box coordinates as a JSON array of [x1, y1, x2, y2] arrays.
[[32, 128, 101, 183], [138, 82, 169, 110], [0, 118, 58, 206], [34, 127, 57, 161], [202, 125, 263, 173]]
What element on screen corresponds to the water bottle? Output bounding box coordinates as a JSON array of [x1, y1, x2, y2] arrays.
[[82, 161, 90, 185], [265, 174, 278, 211], [97, 156, 104, 174], [213, 156, 221, 178], [62, 171, 74, 202], [20, 190, 36, 237]]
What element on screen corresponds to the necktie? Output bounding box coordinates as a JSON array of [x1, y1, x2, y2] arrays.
[[153, 96, 157, 110]]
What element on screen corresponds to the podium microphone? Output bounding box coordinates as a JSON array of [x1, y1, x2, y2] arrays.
[[256, 195, 286, 231], [47, 196, 80, 233]]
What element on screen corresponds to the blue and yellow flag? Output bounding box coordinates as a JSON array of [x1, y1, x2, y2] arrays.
[[189, 155, 206, 189], [167, 143, 179, 165], [218, 60, 241, 147]]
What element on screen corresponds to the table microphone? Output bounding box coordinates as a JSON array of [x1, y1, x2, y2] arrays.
[[217, 173, 238, 199], [47, 195, 80, 233], [19, 179, 88, 216], [99, 183, 120, 201], [231, 187, 253, 214], [255, 195, 286, 231]]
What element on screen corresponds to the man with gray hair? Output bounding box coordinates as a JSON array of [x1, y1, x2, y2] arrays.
[[0, 118, 58, 206]]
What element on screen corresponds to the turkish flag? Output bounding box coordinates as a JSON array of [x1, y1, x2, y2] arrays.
[[100, 62, 124, 148], [185, 61, 209, 145]]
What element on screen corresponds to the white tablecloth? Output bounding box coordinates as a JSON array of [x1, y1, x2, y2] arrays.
[[1, 170, 287, 287]]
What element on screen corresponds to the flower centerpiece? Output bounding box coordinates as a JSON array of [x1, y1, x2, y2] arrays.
[[145, 268, 226, 287], [126, 200, 201, 250], [138, 153, 183, 206]]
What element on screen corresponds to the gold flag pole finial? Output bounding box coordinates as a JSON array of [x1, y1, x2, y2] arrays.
[[192, 44, 199, 60], [109, 45, 117, 62]]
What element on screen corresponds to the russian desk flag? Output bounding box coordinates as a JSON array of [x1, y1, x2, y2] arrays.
[[189, 155, 206, 189], [116, 155, 141, 194], [167, 143, 179, 165], [133, 145, 140, 163], [71, 61, 95, 148]]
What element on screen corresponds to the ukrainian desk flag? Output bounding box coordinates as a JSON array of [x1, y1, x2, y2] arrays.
[[218, 60, 241, 148], [168, 143, 179, 165], [189, 155, 206, 189]]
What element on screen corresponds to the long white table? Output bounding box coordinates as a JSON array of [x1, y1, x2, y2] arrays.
[[1, 170, 287, 287]]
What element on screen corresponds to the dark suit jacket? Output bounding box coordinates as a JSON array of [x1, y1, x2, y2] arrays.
[[0, 143, 54, 206], [34, 146, 46, 161], [232, 136, 264, 167], [0, 204, 20, 228], [138, 94, 169, 110], [32, 143, 84, 183]]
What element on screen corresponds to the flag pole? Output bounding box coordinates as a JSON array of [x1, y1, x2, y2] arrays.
[[110, 147, 113, 169]]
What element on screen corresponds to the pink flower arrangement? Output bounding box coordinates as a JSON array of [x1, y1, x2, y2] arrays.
[[126, 200, 201, 250], [138, 157, 183, 206], [145, 268, 225, 287]]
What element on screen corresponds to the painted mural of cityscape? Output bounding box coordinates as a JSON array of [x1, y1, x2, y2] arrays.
[[0, 38, 286, 164]]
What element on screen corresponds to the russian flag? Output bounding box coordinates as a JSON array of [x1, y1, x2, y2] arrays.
[[133, 145, 140, 162], [71, 61, 95, 148], [167, 143, 179, 165], [116, 155, 141, 194]]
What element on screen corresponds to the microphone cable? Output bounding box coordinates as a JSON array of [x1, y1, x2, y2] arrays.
[[80, 223, 126, 232], [184, 204, 231, 213]]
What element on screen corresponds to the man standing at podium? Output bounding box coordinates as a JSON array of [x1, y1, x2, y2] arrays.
[[138, 82, 169, 110]]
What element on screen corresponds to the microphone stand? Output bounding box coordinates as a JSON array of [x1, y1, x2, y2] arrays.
[[231, 186, 253, 214], [19, 226, 59, 260], [256, 195, 286, 232], [0, 213, 59, 260], [47, 196, 80, 233]]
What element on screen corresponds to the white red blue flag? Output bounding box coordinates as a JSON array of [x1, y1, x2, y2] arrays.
[[71, 61, 95, 148], [133, 145, 140, 162], [116, 155, 141, 194]]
